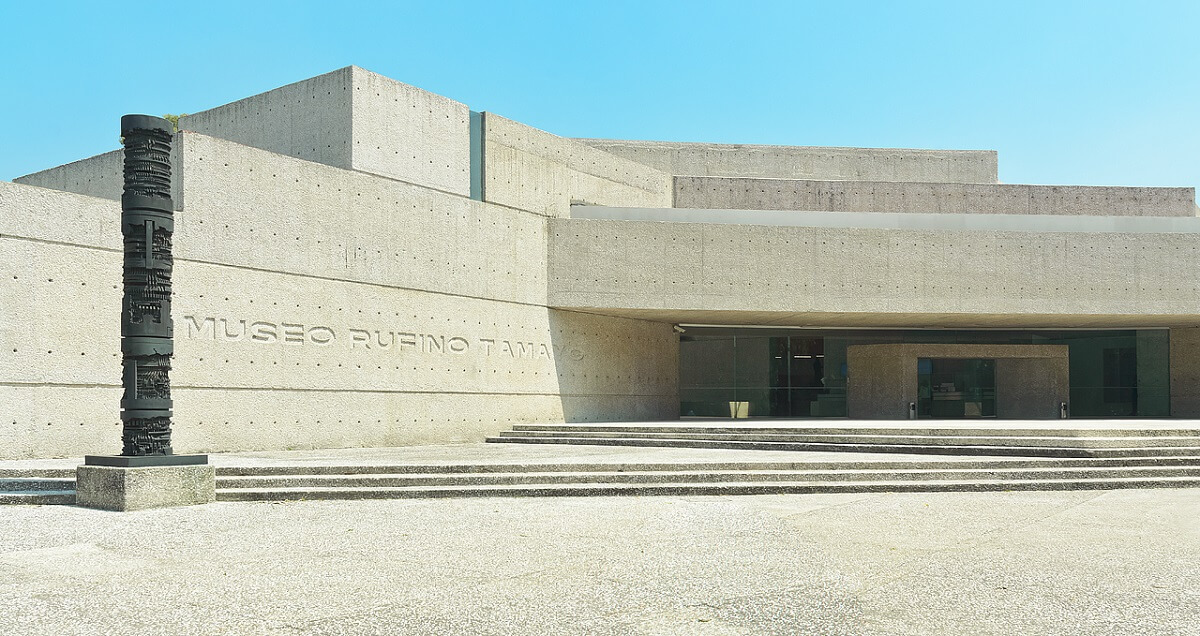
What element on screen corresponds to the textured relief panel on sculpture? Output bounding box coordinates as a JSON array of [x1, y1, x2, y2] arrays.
[[122, 416, 172, 456], [119, 115, 177, 457]]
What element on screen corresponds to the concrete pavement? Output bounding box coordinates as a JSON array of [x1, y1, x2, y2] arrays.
[[2, 485, 1197, 635]]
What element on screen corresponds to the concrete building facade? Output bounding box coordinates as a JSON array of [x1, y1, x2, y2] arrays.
[[2, 66, 1198, 459]]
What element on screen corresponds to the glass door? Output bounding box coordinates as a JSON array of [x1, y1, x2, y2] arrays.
[[917, 358, 996, 418]]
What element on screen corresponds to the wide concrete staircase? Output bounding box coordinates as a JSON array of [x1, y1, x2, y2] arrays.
[[488, 423, 1200, 458], [0, 468, 76, 505], [211, 456, 1200, 501], [7, 422, 1200, 504]]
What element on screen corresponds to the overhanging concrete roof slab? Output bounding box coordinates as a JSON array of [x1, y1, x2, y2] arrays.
[[551, 308, 1200, 329], [549, 214, 1200, 326]]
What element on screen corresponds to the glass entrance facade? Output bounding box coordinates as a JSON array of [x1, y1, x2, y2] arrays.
[[917, 358, 996, 418], [679, 328, 1169, 418]]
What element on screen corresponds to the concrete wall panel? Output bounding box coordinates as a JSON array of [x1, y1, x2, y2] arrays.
[[14, 150, 124, 201], [180, 68, 355, 174], [482, 114, 671, 217], [179, 67, 470, 195], [15, 145, 184, 207], [0, 184, 124, 458], [0, 238, 120, 386], [1169, 327, 1200, 417], [845, 347, 914, 418], [349, 67, 470, 195], [0, 181, 120, 248], [675, 177, 1197, 217], [995, 357, 1070, 419], [178, 132, 548, 307], [0, 386, 120, 459], [169, 262, 675, 400], [576, 139, 999, 184], [0, 135, 678, 459], [549, 217, 1200, 325]]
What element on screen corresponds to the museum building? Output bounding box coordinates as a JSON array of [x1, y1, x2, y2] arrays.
[[3, 66, 1200, 460]]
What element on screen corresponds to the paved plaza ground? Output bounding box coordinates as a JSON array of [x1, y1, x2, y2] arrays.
[[1, 461, 1198, 635]]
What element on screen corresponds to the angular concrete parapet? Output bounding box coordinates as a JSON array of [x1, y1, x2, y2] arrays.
[[575, 139, 999, 184], [674, 176, 1198, 217], [76, 461, 215, 512], [179, 66, 470, 196], [14, 149, 124, 200], [14, 145, 184, 208], [481, 113, 672, 216]]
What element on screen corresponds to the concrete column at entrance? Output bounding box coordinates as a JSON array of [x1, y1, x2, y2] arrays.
[[995, 357, 1070, 419], [845, 347, 918, 419], [1169, 327, 1200, 417]]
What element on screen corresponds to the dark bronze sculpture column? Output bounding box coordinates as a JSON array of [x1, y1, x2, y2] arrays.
[[78, 115, 211, 510], [119, 115, 176, 456], [83, 115, 205, 468]]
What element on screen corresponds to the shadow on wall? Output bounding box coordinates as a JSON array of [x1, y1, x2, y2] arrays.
[[547, 309, 680, 423]]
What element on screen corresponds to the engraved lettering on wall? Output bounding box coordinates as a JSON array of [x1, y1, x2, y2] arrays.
[[183, 315, 585, 360]]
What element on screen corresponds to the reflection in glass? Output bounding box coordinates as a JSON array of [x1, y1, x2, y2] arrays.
[[917, 358, 996, 418], [679, 328, 1170, 419]]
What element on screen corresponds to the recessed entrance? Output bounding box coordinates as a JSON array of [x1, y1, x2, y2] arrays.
[[918, 358, 996, 418], [679, 328, 1170, 419], [846, 343, 1069, 419]]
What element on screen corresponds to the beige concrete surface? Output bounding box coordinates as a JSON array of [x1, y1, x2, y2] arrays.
[[75, 464, 216, 511], [995, 356, 1070, 419], [1170, 327, 1200, 417], [1, 488, 1197, 635], [14, 149, 124, 201], [180, 67, 354, 183], [674, 176, 1197, 217], [349, 67, 471, 194], [548, 217, 1200, 325], [571, 204, 1200, 233], [537, 307, 1200, 329], [1, 132, 679, 459], [482, 113, 672, 217], [180, 66, 471, 195], [576, 138, 999, 183], [176, 132, 549, 305], [0, 442, 1076, 473], [14, 144, 184, 206]]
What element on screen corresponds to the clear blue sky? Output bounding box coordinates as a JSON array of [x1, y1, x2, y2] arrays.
[[2, 0, 1197, 193]]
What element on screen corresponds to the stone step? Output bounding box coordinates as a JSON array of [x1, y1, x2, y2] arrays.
[[489, 435, 1099, 457], [212, 455, 1200, 477], [0, 491, 76, 505], [0, 478, 76, 492], [216, 465, 1200, 490], [497, 429, 1200, 449], [215, 475, 1200, 502], [511, 424, 1200, 438], [490, 435, 1200, 458], [0, 468, 76, 479], [1083, 447, 1200, 458]]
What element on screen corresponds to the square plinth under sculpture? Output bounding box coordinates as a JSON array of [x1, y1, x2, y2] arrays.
[[76, 455, 215, 512]]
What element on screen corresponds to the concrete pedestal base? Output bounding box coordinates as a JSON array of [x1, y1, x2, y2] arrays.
[[76, 464, 216, 512]]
